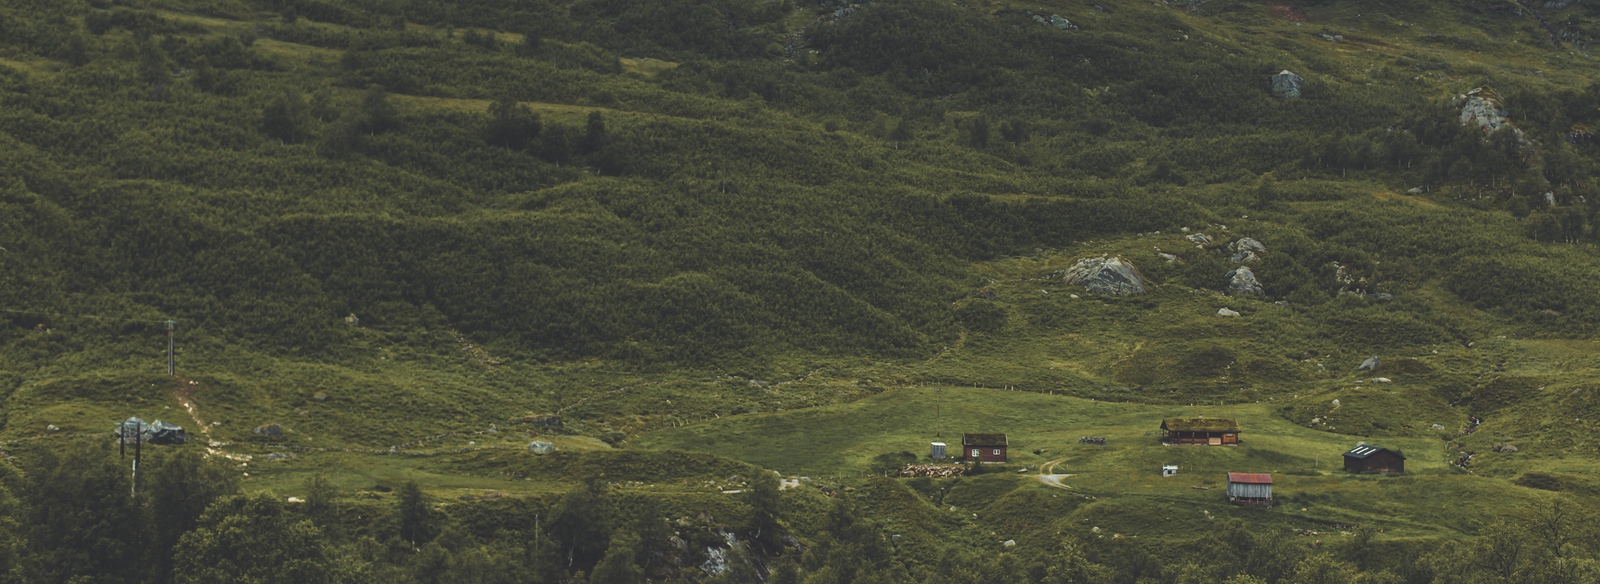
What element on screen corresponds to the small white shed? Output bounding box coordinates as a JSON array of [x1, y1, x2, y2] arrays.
[[930, 442, 947, 460], [1162, 465, 1178, 477]]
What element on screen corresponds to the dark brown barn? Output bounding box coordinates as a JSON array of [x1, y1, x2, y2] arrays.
[[1343, 445, 1405, 473], [1161, 418, 1241, 445], [962, 433, 1007, 463]]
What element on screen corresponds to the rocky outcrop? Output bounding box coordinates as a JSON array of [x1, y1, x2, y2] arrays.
[[1230, 238, 1266, 263], [1225, 266, 1262, 295], [1270, 70, 1304, 98], [1358, 356, 1380, 371], [528, 440, 555, 454], [1059, 256, 1146, 296]]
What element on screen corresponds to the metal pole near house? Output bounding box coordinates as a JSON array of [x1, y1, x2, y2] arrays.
[[166, 320, 176, 376], [132, 420, 142, 496]]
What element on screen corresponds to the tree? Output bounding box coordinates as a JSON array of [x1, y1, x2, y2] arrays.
[[173, 494, 336, 584], [357, 85, 399, 135], [889, 118, 914, 143], [584, 111, 609, 154], [263, 90, 313, 144], [18, 442, 146, 584], [969, 116, 991, 150], [998, 119, 1029, 146], [748, 471, 783, 548], [1254, 172, 1279, 210], [588, 531, 644, 584], [396, 481, 437, 546], [303, 475, 337, 521], [142, 449, 240, 584], [550, 477, 610, 567], [486, 98, 541, 150]]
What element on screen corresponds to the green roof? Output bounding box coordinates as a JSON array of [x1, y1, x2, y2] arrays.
[[962, 433, 1008, 446], [1161, 418, 1241, 432]]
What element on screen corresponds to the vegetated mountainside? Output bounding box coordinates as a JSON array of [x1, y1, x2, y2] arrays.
[[2, 0, 1600, 581]]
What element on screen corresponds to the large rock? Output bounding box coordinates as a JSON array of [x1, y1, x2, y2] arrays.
[[1224, 266, 1263, 295], [1455, 88, 1530, 148], [1229, 238, 1267, 263], [1270, 70, 1305, 98], [254, 423, 283, 436], [528, 441, 556, 455], [1357, 356, 1380, 371], [1493, 443, 1519, 453], [1217, 308, 1240, 317], [1186, 233, 1212, 245], [1060, 256, 1146, 296]]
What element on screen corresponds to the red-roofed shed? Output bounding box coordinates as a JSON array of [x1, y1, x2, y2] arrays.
[[1226, 473, 1272, 505]]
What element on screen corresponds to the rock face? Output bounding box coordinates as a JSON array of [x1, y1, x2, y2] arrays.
[[1061, 256, 1147, 296], [1229, 238, 1266, 263], [254, 423, 283, 436], [1358, 356, 1380, 371], [1225, 266, 1263, 295], [1270, 70, 1305, 98], [1455, 88, 1530, 148], [528, 441, 555, 455]]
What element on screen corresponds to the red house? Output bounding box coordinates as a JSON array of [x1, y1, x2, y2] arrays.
[[962, 433, 1007, 463]]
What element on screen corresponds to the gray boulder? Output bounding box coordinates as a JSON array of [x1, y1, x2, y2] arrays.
[[1229, 238, 1267, 263], [254, 423, 283, 436], [1186, 233, 1212, 244], [1224, 266, 1263, 295], [1270, 70, 1305, 99], [1432, 424, 1446, 431], [1217, 308, 1240, 317], [528, 441, 556, 455], [1050, 15, 1076, 30], [1060, 256, 1147, 296], [1357, 356, 1380, 371], [1493, 443, 1519, 453]]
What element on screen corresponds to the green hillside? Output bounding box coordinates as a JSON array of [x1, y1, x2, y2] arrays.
[[2, 0, 1600, 581]]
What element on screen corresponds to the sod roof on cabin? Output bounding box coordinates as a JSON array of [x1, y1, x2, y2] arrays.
[[962, 433, 1008, 446], [1161, 418, 1241, 432]]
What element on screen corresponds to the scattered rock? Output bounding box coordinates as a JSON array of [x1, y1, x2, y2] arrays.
[[1332, 399, 1341, 407], [1432, 424, 1446, 431], [1059, 256, 1147, 296], [1158, 252, 1179, 263], [978, 290, 1000, 301], [1225, 266, 1263, 295], [1358, 356, 1380, 371], [1312, 418, 1321, 424], [1274, 300, 1291, 308], [312, 392, 328, 402], [265, 452, 293, 460], [1217, 308, 1241, 317], [1229, 238, 1267, 263], [1003, 539, 1016, 547], [1373, 377, 1391, 383], [1493, 443, 1519, 453], [1407, 187, 1425, 195], [1373, 293, 1394, 302], [1186, 233, 1212, 244], [1270, 70, 1305, 99], [287, 497, 302, 503], [254, 423, 283, 436], [528, 440, 556, 455], [1091, 526, 1101, 533], [46, 424, 57, 431]]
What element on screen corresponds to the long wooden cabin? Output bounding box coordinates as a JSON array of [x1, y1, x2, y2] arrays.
[[1161, 418, 1241, 445]]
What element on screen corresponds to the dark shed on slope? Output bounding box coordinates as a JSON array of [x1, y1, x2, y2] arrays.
[[1343, 445, 1405, 473]]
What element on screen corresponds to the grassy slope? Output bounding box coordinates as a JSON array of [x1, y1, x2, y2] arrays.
[[1, 0, 1599, 563]]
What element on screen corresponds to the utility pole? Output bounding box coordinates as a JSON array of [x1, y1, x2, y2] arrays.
[[935, 387, 943, 438], [132, 420, 141, 496], [165, 320, 176, 376]]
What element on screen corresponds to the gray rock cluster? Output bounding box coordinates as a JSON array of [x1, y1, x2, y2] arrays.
[[1225, 266, 1263, 295], [1270, 70, 1304, 99], [528, 441, 555, 455], [254, 423, 283, 436], [1357, 356, 1380, 371], [1230, 238, 1266, 263], [1186, 233, 1212, 245], [1060, 256, 1146, 296]]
